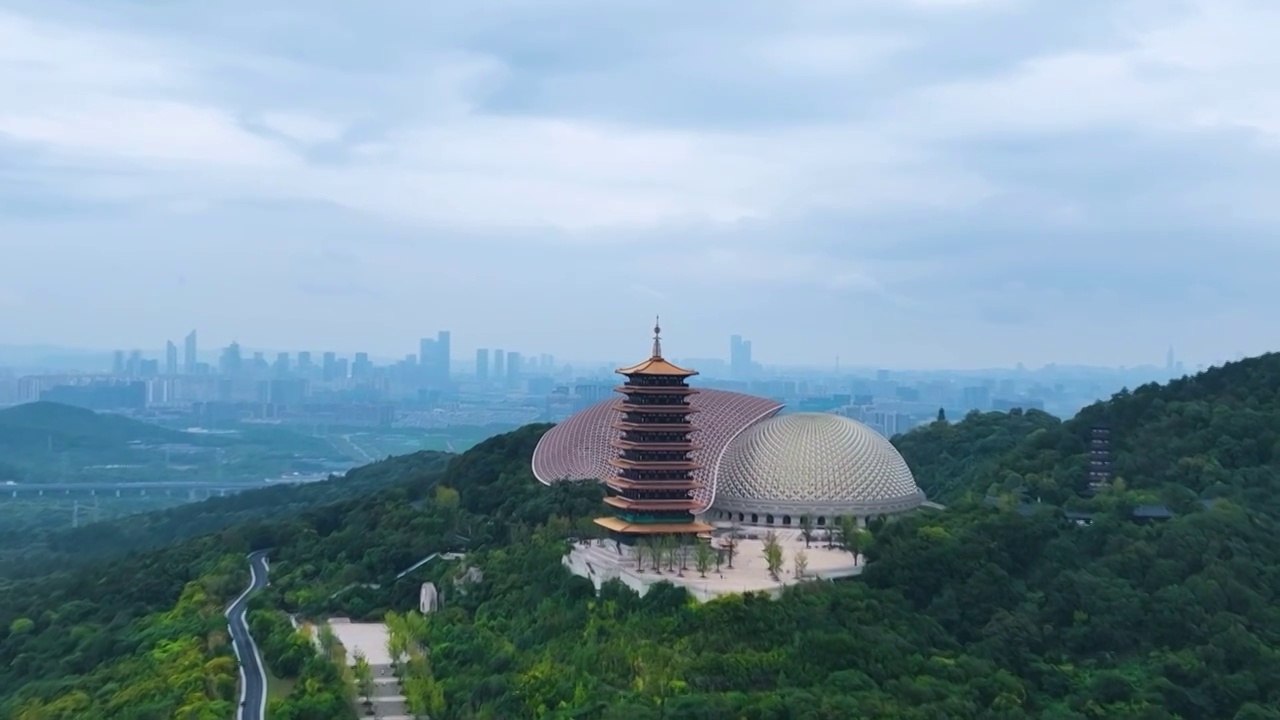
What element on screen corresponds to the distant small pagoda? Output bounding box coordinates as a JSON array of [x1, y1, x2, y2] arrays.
[[1087, 424, 1113, 489], [594, 318, 713, 544]]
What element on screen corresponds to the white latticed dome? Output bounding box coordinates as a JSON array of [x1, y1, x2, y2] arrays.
[[711, 412, 925, 521]]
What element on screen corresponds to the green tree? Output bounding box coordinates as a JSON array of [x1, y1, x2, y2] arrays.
[[762, 530, 784, 580], [693, 541, 713, 578], [352, 650, 374, 714], [799, 515, 814, 548], [793, 548, 809, 579], [434, 485, 460, 509]]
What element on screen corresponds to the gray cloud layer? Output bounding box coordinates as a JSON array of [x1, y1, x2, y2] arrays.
[[1, 0, 1276, 367]]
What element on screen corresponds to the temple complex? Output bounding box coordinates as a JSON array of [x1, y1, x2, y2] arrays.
[[593, 319, 714, 543], [549, 318, 922, 601]]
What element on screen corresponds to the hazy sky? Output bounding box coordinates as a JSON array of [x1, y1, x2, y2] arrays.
[[1, 0, 1277, 369]]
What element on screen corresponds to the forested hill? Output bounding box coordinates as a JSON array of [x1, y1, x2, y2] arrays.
[[0, 450, 453, 578], [894, 351, 1280, 513], [0, 401, 183, 451], [0, 402, 192, 485], [6, 356, 1280, 717]]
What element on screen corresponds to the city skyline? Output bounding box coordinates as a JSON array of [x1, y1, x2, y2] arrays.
[[2, 2, 1279, 367], [0, 330, 1214, 375]]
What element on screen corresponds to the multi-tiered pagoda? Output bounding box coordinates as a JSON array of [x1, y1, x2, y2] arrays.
[[1087, 424, 1113, 490], [594, 319, 714, 543]]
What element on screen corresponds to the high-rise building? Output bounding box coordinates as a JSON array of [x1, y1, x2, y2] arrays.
[[165, 341, 178, 375], [126, 350, 142, 377], [112, 350, 125, 375], [475, 348, 490, 380], [183, 330, 197, 374], [352, 352, 372, 380], [219, 342, 243, 376], [322, 352, 338, 381], [418, 332, 451, 385], [273, 352, 290, 377], [595, 320, 712, 543], [419, 337, 437, 384], [506, 351, 522, 384], [493, 349, 506, 379], [436, 331, 451, 382], [297, 352, 313, 374], [729, 334, 753, 378]]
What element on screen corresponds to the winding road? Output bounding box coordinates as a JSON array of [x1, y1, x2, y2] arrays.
[[226, 550, 270, 720]]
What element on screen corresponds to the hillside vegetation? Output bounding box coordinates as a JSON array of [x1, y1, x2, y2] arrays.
[[0, 402, 184, 469], [897, 351, 1280, 516], [4, 355, 1280, 718], [0, 451, 452, 579]]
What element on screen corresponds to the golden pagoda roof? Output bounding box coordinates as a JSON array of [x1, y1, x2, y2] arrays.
[[615, 317, 699, 377], [594, 516, 714, 535]]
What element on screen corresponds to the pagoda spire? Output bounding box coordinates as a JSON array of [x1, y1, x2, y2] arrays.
[[651, 315, 662, 359]]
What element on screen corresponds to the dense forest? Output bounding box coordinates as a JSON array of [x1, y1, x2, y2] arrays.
[[4, 354, 1280, 718]]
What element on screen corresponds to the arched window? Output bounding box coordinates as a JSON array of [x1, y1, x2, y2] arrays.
[[766, 514, 775, 525], [782, 515, 792, 526], [751, 513, 758, 524], [817, 516, 826, 526]]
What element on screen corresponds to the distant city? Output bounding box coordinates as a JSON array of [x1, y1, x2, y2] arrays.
[[0, 330, 1200, 439]]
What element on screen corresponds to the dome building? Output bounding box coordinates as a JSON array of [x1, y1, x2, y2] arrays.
[[532, 387, 785, 512], [707, 412, 925, 528]]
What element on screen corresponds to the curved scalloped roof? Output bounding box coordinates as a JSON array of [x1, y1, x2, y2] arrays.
[[712, 413, 924, 518], [531, 388, 784, 512]]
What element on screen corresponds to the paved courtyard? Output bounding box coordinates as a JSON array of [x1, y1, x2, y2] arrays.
[[565, 528, 861, 601], [325, 619, 393, 666]]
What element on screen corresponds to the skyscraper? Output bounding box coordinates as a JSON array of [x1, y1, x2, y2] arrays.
[[506, 351, 522, 385], [729, 334, 753, 378], [126, 350, 142, 377], [322, 351, 338, 381], [475, 348, 490, 380], [493, 349, 506, 379], [436, 331, 451, 382], [219, 342, 242, 376], [183, 330, 197, 374], [352, 352, 372, 380], [112, 350, 125, 375], [273, 352, 290, 377], [165, 341, 178, 375], [419, 337, 437, 384]]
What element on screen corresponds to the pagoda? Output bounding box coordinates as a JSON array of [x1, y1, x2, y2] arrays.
[[594, 319, 714, 543], [1087, 424, 1113, 490]]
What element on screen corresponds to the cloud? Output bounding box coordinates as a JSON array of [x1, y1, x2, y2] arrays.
[[0, 0, 1277, 367]]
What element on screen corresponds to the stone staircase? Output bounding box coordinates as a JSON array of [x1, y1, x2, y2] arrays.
[[355, 663, 413, 720]]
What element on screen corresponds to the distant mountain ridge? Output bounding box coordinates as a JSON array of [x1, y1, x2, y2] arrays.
[[0, 402, 189, 482], [0, 401, 185, 445], [0, 401, 352, 489]]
